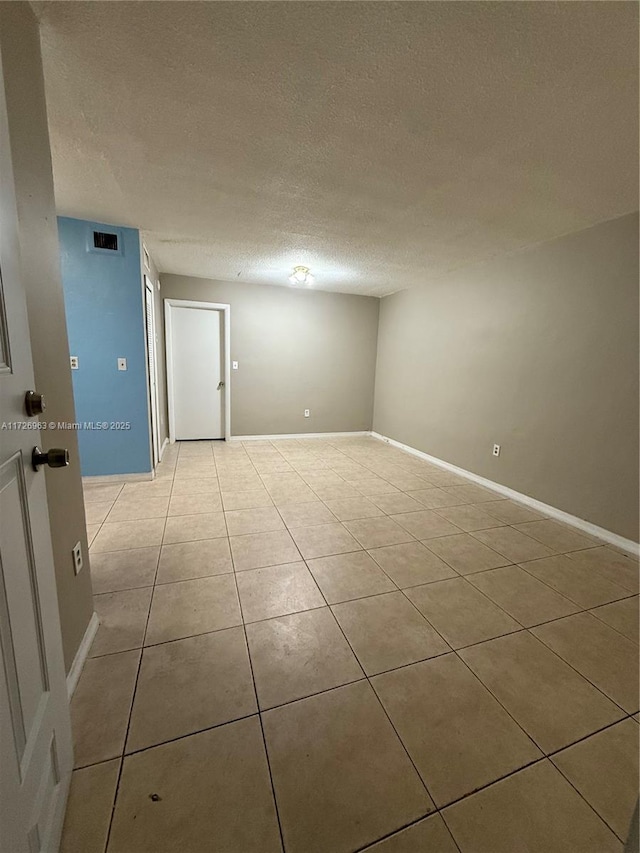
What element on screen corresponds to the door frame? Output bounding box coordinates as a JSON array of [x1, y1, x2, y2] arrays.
[[164, 299, 231, 442], [144, 276, 161, 466]]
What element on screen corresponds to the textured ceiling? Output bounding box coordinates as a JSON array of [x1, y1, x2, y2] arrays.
[[35, 1, 638, 297]]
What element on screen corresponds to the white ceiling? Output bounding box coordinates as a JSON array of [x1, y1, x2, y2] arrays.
[[35, 1, 638, 297]]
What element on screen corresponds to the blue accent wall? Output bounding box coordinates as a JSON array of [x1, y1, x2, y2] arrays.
[[58, 217, 152, 476]]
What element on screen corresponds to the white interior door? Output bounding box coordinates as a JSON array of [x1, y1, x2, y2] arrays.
[[0, 55, 72, 852], [144, 279, 160, 465], [169, 305, 224, 440]]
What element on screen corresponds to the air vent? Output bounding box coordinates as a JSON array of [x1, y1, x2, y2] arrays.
[[93, 231, 119, 251]]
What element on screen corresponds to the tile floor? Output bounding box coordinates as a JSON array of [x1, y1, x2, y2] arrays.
[[63, 436, 639, 853]]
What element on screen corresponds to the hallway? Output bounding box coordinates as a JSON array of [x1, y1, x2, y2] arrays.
[[64, 436, 638, 852]]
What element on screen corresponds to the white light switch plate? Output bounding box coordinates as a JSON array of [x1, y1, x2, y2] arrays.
[[117, 358, 127, 371], [232, 361, 238, 370]]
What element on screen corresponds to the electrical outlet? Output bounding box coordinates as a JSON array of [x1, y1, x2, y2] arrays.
[[72, 541, 83, 575], [304, 409, 310, 418], [70, 356, 79, 369], [117, 357, 127, 371], [493, 444, 501, 457]]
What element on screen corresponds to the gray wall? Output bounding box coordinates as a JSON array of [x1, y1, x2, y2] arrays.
[[373, 213, 639, 542], [0, 3, 94, 671], [160, 275, 379, 436]]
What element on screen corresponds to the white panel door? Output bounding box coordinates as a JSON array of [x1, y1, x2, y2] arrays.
[[0, 53, 73, 852], [170, 306, 223, 440]]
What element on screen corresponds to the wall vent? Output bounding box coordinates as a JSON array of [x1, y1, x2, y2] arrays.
[[93, 230, 119, 251]]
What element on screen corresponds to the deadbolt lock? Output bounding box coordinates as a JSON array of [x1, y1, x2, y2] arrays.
[[25, 390, 46, 417]]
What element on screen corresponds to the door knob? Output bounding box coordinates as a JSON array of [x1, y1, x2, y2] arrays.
[[25, 390, 46, 416], [32, 446, 69, 472]]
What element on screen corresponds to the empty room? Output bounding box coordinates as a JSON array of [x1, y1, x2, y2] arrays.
[[0, 2, 638, 852]]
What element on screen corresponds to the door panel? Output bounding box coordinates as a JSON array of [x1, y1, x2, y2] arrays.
[[0, 46, 72, 853], [170, 306, 223, 440]]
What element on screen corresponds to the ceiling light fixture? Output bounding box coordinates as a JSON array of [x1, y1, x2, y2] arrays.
[[289, 265, 314, 286]]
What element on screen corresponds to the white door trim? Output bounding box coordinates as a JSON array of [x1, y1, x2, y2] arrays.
[[165, 299, 231, 442], [144, 277, 161, 467]]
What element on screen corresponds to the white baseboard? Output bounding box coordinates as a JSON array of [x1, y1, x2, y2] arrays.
[[66, 612, 99, 699], [82, 472, 154, 484], [230, 431, 373, 441], [159, 437, 170, 461], [371, 432, 640, 558]]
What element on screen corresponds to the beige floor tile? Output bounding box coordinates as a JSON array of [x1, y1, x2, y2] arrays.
[[308, 551, 396, 603], [406, 577, 521, 649], [224, 505, 285, 536], [91, 518, 165, 553], [162, 511, 227, 544], [459, 631, 624, 752], [109, 717, 282, 853], [121, 480, 172, 497], [311, 481, 361, 500], [174, 465, 218, 481], [85, 501, 114, 525], [107, 495, 169, 522], [442, 760, 620, 853], [425, 532, 511, 575], [434, 503, 506, 532], [372, 654, 541, 806], [270, 484, 319, 505], [71, 650, 140, 767], [513, 519, 598, 553], [333, 592, 450, 675], [221, 488, 273, 510], [167, 492, 222, 515], [91, 587, 153, 656], [86, 524, 101, 547], [246, 607, 363, 709], [323, 496, 384, 521], [263, 681, 432, 853], [218, 473, 263, 492], [230, 529, 301, 571], [391, 510, 461, 540], [155, 538, 233, 584], [367, 492, 425, 514], [277, 500, 337, 528], [90, 546, 159, 594], [127, 627, 257, 752], [83, 483, 124, 503], [354, 479, 401, 496], [145, 575, 241, 645], [60, 759, 120, 853], [551, 718, 639, 840], [532, 612, 639, 713], [468, 565, 579, 627], [408, 488, 467, 509], [519, 554, 631, 609], [289, 522, 362, 558], [344, 516, 415, 549], [568, 547, 639, 593], [472, 526, 554, 562], [368, 541, 458, 588], [443, 484, 504, 503], [170, 476, 220, 496], [362, 814, 459, 852], [481, 499, 547, 524], [590, 595, 639, 643], [236, 561, 325, 623]]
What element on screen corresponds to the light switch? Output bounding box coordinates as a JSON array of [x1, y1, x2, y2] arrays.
[[232, 361, 238, 370], [70, 356, 79, 370], [117, 358, 127, 371]]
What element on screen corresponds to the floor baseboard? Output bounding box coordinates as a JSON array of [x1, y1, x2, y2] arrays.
[[230, 431, 373, 441], [66, 611, 99, 699], [371, 431, 640, 558], [82, 472, 154, 484]]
